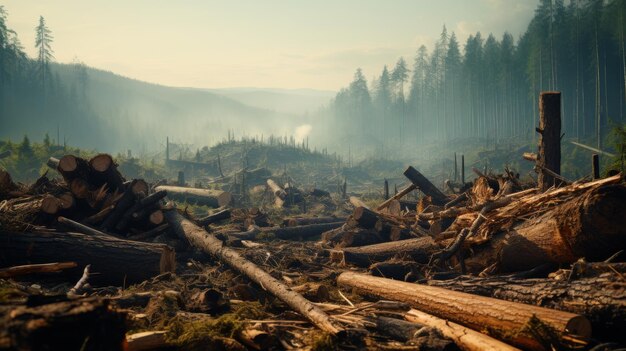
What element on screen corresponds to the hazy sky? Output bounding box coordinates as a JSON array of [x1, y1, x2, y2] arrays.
[[3, 0, 539, 91]]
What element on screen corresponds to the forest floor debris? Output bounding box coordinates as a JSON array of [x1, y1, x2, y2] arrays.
[[1, 153, 625, 350]]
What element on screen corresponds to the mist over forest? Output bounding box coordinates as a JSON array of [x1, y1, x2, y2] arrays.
[[1, 0, 626, 165]]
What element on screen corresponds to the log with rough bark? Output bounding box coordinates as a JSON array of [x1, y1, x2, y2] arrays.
[[197, 209, 231, 226], [0, 262, 77, 278], [466, 184, 626, 273], [266, 179, 287, 199], [125, 331, 169, 351], [376, 184, 417, 211], [163, 210, 342, 334], [259, 221, 344, 240], [337, 271, 590, 350], [155, 185, 231, 207], [331, 237, 439, 267], [368, 315, 455, 349], [426, 271, 626, 342], [349, 196, 369, 209], [537, 91, 562, 190], [404, 166, 448, 205], [404, 309, 520, 351], [284, 216, 345, 227], [0, 297, 126, 351], [46, 156, 60, 170], [0, 231, 175, 285], [57, 155, 91, 184], [89, 153, 125, 191], [352, 206, 380, 229]]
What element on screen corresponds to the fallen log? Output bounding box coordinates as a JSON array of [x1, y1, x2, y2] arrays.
[[100, 180, 142, 231], [427, 271, 626, 342], [89, 153, 125, 191], [284, 216, 345, 227], [57, 155, 91, 184], [197, 209, 231, 226], [404, 166, 448, 205], [267, 179, 287, 199], [260, 222, 344, 240], [338, 271, 591, 350], [164, 210, 342, 334], [349, 196, 369, 209], [0, 231, 175, 285], [331, 237, 439, 267], [352, 206, 380, 229], [404, 309, 520, 351], [369, 316, 455, 349], [46, 156, 60, 170], [1, 297, 126, 351], [376, 184, 418, 211], [125, 331, 169, 351], [155, 185, 231, 207], [466, 184, 626, 272], [0, 262, 77, 278]]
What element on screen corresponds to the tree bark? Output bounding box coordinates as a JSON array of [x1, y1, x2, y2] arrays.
[[404, 309, 520, 351], [403, 166, 448, 205], [266, 179, 286, 199], [163, 210, 342, 335], [57, 155, 91, 184], [331, 237, 439, 267], [376, 184, 417, 211], [1, 297, 126, 351], [338, 271, 590, 350], [284, 216, 345, 227], [197, 209, 231, 226], [0, 231, 175, 285], [0, 262, 77, 278], [156, 185, 231, 207], [466, 184, 626, 272], [89, 153, 125, 192], [260, 222, 344, 240], [426, 272, 626, 342], [538, 92, 562, 191]]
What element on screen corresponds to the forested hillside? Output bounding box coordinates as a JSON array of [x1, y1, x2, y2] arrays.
[[325, 0, 626, 153], [0, 8, 295, 152]]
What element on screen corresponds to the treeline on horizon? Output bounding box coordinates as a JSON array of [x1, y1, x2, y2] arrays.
[[0, 10, 109, 148], [327, 0, 626, 151]]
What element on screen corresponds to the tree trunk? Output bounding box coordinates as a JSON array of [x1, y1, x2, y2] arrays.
[[466, 184, 626, 273], [404, 309, 520, 351], [537, 92, 562, 191], [338, 271, 590, 350], [0, 231, 175, 285], [376, 184, 417, 211], [403, 166, 448, 205], [89, 154, 125, 192], [57, 155, 91, 184], [331, 237, 439, 267], [163, 210, 342, 335], [156, 185, 231, 207], [266, 179, 286, 199], [1, 297, 126, 351], [284, 216, 345, 227], [0, 262, 77, 278], [197, 209, 231, 226], [427, 271, 626, 342], [260, 222, 344, 240]]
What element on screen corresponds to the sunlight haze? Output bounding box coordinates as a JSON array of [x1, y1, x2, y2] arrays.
[[3, 0, 538, 90]]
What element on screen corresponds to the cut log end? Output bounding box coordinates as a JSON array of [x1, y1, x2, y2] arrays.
[[90, 154, 114, 172], [58, 155, 79, 172], [41, 195, 61, 214]]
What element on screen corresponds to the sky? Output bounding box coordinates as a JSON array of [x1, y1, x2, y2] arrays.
[[3, 0, 539, 91]]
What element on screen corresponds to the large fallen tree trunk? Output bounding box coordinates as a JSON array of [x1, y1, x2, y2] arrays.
[[376, 184, 417, 211], [404, 309, 520, 351], [260, 222, 344, 240], [466, 184, 626, 273], [164, 210, 342, 335], [155, 185, 231, 207], [338, 271, 590, 350], [427, 270, 626, 342], [331, 237, 439, 267], [284, 216, 346, 227], [0, 297, 126, 351], [0, 231, 175, 285], [404, 166, 448, 205]]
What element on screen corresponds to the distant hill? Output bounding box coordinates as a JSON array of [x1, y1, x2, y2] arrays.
[[204, 87, 335, 115], [2, 63, 305, 153]]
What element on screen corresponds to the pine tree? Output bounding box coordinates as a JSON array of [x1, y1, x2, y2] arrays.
[[35, 16, 54, 88]]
